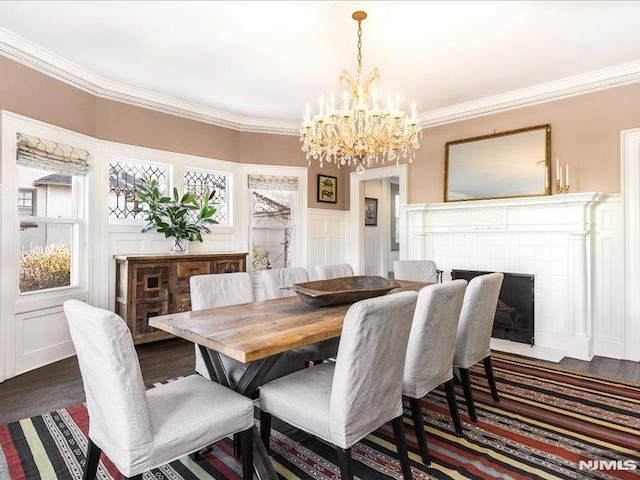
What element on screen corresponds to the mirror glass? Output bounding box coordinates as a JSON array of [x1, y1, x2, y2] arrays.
[[444, 124, 551, 202]]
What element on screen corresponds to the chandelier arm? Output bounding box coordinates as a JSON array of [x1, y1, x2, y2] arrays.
[[300, 9, 421, 172]]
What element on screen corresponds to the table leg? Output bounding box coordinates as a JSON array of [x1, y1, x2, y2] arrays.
[[198, 344, 231, 388], [253, 426, 279, 480], [235, 354, 281, 397], [198, 346, 281, 479]]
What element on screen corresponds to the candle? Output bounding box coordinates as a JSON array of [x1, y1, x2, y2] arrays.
[[556, 158, 560, 184], [319, 96, 324, 116], [565, 163, 570, 187]]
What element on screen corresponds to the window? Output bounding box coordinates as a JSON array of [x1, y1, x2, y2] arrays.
[[183, 168, 229, 225], [16, 133, 88, 295], [108, 160, 168, 219], [18, 188, 36, 216], [17, 166, 82, 294], [248, 175, 298, 272]]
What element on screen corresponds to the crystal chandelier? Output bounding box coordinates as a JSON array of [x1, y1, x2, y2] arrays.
[[300, 10, 422, 173]]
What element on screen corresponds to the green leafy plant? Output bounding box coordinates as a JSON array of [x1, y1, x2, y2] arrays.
[[136, 177, 218, 248]]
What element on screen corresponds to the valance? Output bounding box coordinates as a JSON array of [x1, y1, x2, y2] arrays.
[[248, 174, 298, 191], [16, 133, 90, 176]]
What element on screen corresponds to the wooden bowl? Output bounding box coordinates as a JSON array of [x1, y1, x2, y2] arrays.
[[289, 276, 401, 307]]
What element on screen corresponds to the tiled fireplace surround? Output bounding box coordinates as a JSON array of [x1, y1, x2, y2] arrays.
[[406, 192, 613, 362]]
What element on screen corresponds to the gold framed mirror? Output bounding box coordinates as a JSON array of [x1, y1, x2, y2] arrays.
[[444, 124, 551, 202]]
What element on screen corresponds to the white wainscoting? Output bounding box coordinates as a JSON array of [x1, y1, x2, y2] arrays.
[[405, 193, 627, 361], [307, 208, 349, 279]]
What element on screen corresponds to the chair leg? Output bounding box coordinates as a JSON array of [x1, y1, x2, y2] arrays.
[[335, 447, 354, 480], [392, 415, 413, 479], [233, 432, 242, 459], [483, 356, 500, 402], [459, 368, 478, 422], [83, 438, 101, 480], [408, 397, 430, 464], [444, 379, 463, 436], [260, 410, 272, 455], [239, 427, 254, 480]]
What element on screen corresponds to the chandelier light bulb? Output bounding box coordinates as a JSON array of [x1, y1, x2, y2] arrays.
[[300, 10, 422, 171]]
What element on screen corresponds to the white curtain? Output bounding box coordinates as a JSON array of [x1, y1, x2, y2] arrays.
[[17, 133, 89, 176], [248, 174, 298, 191]]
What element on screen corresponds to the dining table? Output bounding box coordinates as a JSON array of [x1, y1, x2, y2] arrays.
[[149, 279, 428, 480]]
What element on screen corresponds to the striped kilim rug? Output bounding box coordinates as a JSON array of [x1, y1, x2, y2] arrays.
[[1, 354, 638, 479]]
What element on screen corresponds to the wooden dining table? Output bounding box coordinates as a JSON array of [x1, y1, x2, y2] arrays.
[[149, 279, 428, 480]]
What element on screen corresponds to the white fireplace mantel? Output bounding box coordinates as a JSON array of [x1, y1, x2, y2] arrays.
[[404, 192, 605, 361]]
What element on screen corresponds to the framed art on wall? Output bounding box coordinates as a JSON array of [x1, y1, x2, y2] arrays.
[[364, 197, 378, 226], [317, 174, 337, 203]]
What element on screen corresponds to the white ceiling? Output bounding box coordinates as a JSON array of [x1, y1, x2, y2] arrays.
[[1, 0, 640, 129]]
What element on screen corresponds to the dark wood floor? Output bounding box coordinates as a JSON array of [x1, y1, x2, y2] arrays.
[[0, 338, 638, 425], [0, 338, 195, 425]]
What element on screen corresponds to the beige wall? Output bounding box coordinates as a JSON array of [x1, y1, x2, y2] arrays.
[[0, 55, 346, 207], [2, 55, 639, 208], [409, 82, 640, 204]]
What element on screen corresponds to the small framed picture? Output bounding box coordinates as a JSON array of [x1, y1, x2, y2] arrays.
[[317, 175, 337, 203], [364, 197, 378, 226]]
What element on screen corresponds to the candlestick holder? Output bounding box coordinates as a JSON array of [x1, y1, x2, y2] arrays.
[[555, 179, 570, 194]]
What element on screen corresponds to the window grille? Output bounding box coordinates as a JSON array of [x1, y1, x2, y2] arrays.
[[183, 169, 228, 224], [108, 161, 168, 219]]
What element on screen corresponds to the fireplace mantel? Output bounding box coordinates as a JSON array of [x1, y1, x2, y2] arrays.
[[407, 192, 603, 235], [405, 193, 605, 361]]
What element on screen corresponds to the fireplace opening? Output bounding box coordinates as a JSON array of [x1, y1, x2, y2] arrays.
[[451, 269, 534, 345]]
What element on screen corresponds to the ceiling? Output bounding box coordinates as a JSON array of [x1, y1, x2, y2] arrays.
[[1, 1, 639, 131]]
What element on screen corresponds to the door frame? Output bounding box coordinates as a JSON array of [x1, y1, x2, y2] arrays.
[[347, 164, 408, 275]]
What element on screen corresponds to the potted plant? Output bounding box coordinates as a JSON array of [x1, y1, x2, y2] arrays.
[[136, 176, 218, 253]]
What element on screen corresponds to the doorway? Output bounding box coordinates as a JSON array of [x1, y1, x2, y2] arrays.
[[346, 165, 408, 275]]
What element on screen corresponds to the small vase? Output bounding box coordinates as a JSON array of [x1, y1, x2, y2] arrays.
[[171, 238, 189, 254]]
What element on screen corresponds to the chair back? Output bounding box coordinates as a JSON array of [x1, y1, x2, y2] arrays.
[[394, 260, 439, 283], [262, 267, 309, 299], [403, 280, 467, 398], [314, 263, 354, 280], [454, 272, 504, 368], [329, 291, 417, 448], [190, 272, 254, 310], [63, 300, 152, 461]]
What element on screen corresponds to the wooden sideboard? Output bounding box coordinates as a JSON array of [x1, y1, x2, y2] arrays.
[[114, 252, 247, 344]]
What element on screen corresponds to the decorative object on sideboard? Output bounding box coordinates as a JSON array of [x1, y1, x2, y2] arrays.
[[136, 176, 218, 253], [300, 10, 422, 173], [555, 158, 570, 194], [317, 174, 337, 203], [445, 124, 551, 202], [364, 197, 378, 226]]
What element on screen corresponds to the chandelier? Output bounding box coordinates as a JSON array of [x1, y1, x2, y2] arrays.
[[300, 10, 422, 173]]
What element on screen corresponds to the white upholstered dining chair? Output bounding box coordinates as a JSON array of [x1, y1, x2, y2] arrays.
[[453, 272, 504, 422], [191, 272, 307, 386], [262, 267, 339, 361], [314, 263, 354, 280], [402, 280, 467, 464], [259, 291, 418, 480], [63, 300, 254, 480], [393, 260, 439, 283]]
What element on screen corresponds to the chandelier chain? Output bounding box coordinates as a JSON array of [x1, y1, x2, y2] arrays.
[[356, 19, 363, 81]]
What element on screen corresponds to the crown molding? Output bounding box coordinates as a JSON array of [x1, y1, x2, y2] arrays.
[[1, 28, 639, 135], [0, 28, 300, 135], [419, 61, 640, 127]]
